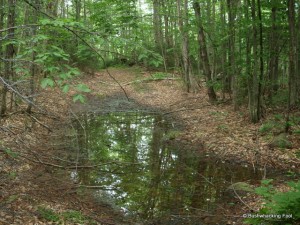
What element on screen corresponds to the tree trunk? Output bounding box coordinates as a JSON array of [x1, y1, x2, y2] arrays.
[[153, 0, 167, 71], [227, 0, 238, 110], [256, 0, 264, 119], [287, 0, 297, 106], [177, 0, 191, 92], [193, 1, 217, 101], [247, 0, 259, 123], [220, 0, 229, 99], [267, 4, 279, 100], [0, 0, 4, 117], [26, 0, 39, 113], [1, 0, 16, 117], [74, 0, 81, 21]]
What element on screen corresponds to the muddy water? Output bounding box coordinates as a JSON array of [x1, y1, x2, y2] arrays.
[[69, 112, 265, 224]]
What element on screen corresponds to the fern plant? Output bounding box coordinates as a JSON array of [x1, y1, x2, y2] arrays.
[[244, 180, 300, 225]]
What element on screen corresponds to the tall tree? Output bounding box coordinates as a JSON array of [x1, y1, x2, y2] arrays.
[[1, 0, 16, 116], [267, 1, 280, 99], [227, 0, 238, 109], [26, 0, 40, 113], [177, 0, 191, 92], [287, 0, 297, 106], [153, 0, 167, 71], [193, 1, 217, 101], [256, 0, 264, 119], [247, 0, 260, 122]]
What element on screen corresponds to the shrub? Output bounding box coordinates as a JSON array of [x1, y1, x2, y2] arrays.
[[244, 179, 300, 225]]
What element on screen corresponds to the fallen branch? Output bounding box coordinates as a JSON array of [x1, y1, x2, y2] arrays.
[[98, 77, 180, 86], [163, 105, 211, 115], [122, 77, 180, 86], [231, 180, 255, 211], [25, 112, 53, 132]]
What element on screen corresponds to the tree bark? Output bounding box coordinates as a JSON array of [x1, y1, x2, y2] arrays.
[[287, 0, 297, 106], [26, 0, 39, 113], [256, 0, 264, 119], [267, 4, 279, 99], [247, 0, 260, 123], [227, 0, 238, 110], [1, 0, 16, 117], [0, 0, 4, 117], [193, 1, 217, 101], [153, 0, 167, 71], [177, 0, 191, 92]]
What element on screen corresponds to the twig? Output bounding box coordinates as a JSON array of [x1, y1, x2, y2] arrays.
[[25, 112, 52, 132], [231, 180, 255, 211], [0, 76, 46, 113]]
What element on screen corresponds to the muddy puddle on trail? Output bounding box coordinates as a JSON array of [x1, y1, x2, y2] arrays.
[[68, 111, 265, 224]]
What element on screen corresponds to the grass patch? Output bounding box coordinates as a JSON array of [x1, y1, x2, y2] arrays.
[[37, 207, 60, 223], [37, 207, 96, 224]]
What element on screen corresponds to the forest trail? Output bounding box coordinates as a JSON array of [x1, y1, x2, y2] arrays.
[[79, 67, 299, 169], [0, 67, 299, 224]]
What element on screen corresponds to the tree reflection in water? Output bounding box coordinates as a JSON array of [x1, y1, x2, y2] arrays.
[[70, 112, 262, 224]]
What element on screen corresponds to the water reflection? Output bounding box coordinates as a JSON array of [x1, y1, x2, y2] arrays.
[[70, 112, 262, 224]]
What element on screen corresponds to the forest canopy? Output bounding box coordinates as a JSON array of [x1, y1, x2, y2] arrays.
[[0, 0, 299, 122]]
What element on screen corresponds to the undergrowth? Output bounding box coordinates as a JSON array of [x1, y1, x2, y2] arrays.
[[244, 179, 300, 225]]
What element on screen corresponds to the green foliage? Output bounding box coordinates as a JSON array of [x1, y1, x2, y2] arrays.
[[151, 72, 172, 80], [228, 182, 254, 192], [76, 84, 91, 93], [259, 114, 299, 148], [206, 79, 223, 91], [3, 148, 18, 158], [259, 115, 286, 134], [270, 89, 289, 106], [296, 150, 300, 159], [41, 78, 55, 88], [73, 94, 87, 103], [138, 49, 163, 68], [244, 180, 300, 225], [162, 130, 181, 141], [37, 207, 95, 224], [259, 122, 276, 134], [37, 207, 60, 222], [62, 210, 88, 223], [6, 195, 18, 204], [74, 44, 101, 71]]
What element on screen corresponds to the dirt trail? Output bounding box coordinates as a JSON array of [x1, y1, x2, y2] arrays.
[[81, 67, 299, 170], [0, 66, 299, 224]]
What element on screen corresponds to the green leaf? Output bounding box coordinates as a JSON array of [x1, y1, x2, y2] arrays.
[[261, 179, 274, 186], [39, 18, 52, 25], [41, 78, 55, 88], [4, 148, 18, 158], [59, 72, 70, 80], [62, 84, 70, 93], [76, 84, 91, 93], [73, 94, 86, 103]]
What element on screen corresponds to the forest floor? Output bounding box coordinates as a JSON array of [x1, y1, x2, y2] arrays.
[[0, 66, 299, 224]]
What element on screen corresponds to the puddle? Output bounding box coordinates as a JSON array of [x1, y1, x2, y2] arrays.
[[68, 111, 265, 224]]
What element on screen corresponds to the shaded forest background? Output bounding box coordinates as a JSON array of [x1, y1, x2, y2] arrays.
[[0, 0, 299, 124]]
